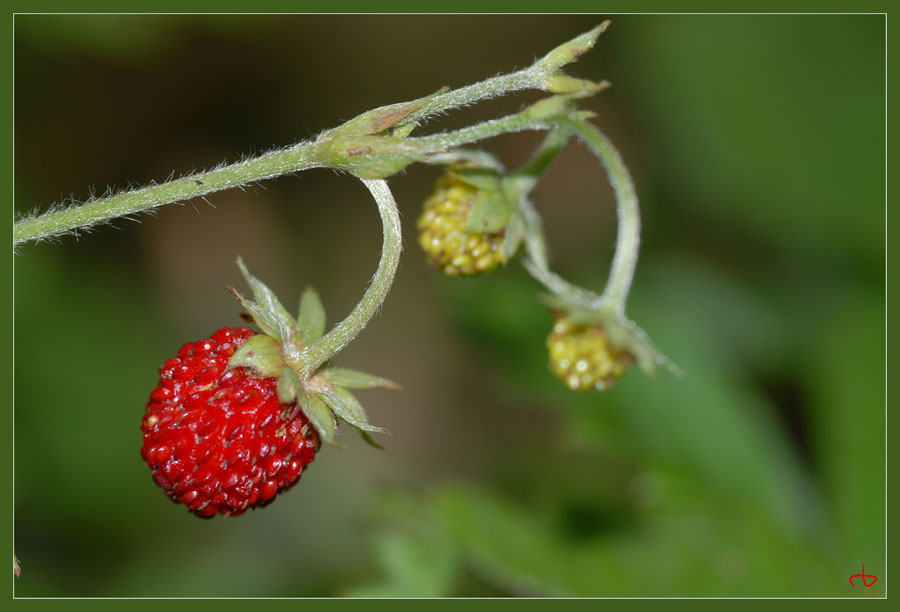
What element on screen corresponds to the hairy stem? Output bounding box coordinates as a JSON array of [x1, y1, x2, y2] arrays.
[[413, 113, 553, 152], [15, 23, 609, 249], [522, 257, 600, 309], [402, 22, 607, 126], [14, 141, 321, 248], [294, 179, 402, 377], [552, 117, 641, 315]]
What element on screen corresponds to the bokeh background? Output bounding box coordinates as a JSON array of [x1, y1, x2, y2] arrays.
[[13, 15, 885, 597]]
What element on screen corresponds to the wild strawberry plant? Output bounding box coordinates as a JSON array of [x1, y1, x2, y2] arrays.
[[14, 23, 677, 518]]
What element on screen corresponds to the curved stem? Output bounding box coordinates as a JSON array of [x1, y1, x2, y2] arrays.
[[14, 141, 321, 248], [294, 179, 402, 378], [522, 256, 599, 309], [552, 117, 640, 315]]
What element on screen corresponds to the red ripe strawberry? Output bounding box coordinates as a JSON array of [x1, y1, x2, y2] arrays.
[[141, 327, 320, 518], [141, 259, 396, 518]]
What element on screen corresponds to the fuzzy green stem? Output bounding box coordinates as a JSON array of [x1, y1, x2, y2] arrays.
[[402, 23, 607, 127], [522, 257, 600, 309], [414, 114, 553, 152], [15, 22, 609, 249], [294, 179, 402, 378], [552, 117, 641, 315], [14, 141, 321, 248], [424, 149, 506, 173]]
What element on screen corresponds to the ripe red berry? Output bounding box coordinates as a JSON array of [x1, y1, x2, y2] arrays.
[[141, 327, 320, 518]]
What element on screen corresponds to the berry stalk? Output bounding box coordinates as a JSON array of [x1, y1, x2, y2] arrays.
[[13, 142, 321, 248], [552, 117, 641, 316], [293, 179, 402, 378]]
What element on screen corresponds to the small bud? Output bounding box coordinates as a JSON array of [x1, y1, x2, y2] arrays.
[[525, 95, 580, 121], [538, 21, 609, 71], [545, 75, 606, 96]]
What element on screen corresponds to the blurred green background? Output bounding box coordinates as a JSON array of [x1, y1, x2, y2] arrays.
[[13, 15, 884, 597]]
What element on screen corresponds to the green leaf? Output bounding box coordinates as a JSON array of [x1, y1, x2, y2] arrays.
[[228, 335, 283, 378], [807, 294, 885, 566], [297, 286, 326, 343], [347, 531, 457, 597], [324, 367, 400, 390], [296, 388, 338, 446], [466, 190, 512, 234], [501, 211, 525, 262], [276, 367, 301, 404], [236, 257, 296, 344], [320, 387, 388, 434]]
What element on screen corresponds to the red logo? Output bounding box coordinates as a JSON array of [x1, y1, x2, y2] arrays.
[[849, 565, 878, 587]]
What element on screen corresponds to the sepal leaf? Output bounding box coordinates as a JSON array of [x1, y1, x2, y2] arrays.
[[235, 257, 297, 344], [297, 387, 339, 447], [276, 366, 302, 404], [360, 430, 385, 450], [324, 367, 400, 390], [538, 21, 608, 71], [228, 335, 284, 378], [320, 387, 388, 434], [501, 211, 526, 263], [467, 190, 513, 234], [452, 166, 503, 192], [521, 200, 550, 272], [297, 287, 326, 343]]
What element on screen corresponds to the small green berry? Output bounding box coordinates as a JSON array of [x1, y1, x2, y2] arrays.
[[547, 316, 632, 391], [417, 170, 505, 276]]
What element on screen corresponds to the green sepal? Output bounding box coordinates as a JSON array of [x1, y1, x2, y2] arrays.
[[318, 134, 441, 180], [545, 75, 607, 96], [388, 122, 417, 140], [538, 21, 608, 71], [296, 387, 339, 447], [235, 257, 297, 344], [452, 166, 503, 192], [539, 295, 682, 380], [524, 95, 581, 122], [501, 212, 526, 263], [323, 367, 400, 390], [317, 87, 452, 179], [521, 200, 550, 271], [360, 430, 384, 450], [297, 287, 326, 343], [329, 87, 443, 139], [228, 335, 284, 379], [320, 387, 388, 434], [466, 190, 512, 234], [276, 366, 301, 404]]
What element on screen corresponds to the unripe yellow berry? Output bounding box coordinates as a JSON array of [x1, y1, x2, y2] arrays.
[[547, 316, 632, 391], [417, 173, 505, 276]]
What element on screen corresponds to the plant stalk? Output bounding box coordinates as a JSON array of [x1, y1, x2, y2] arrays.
[[294, 179, 402, 377]]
